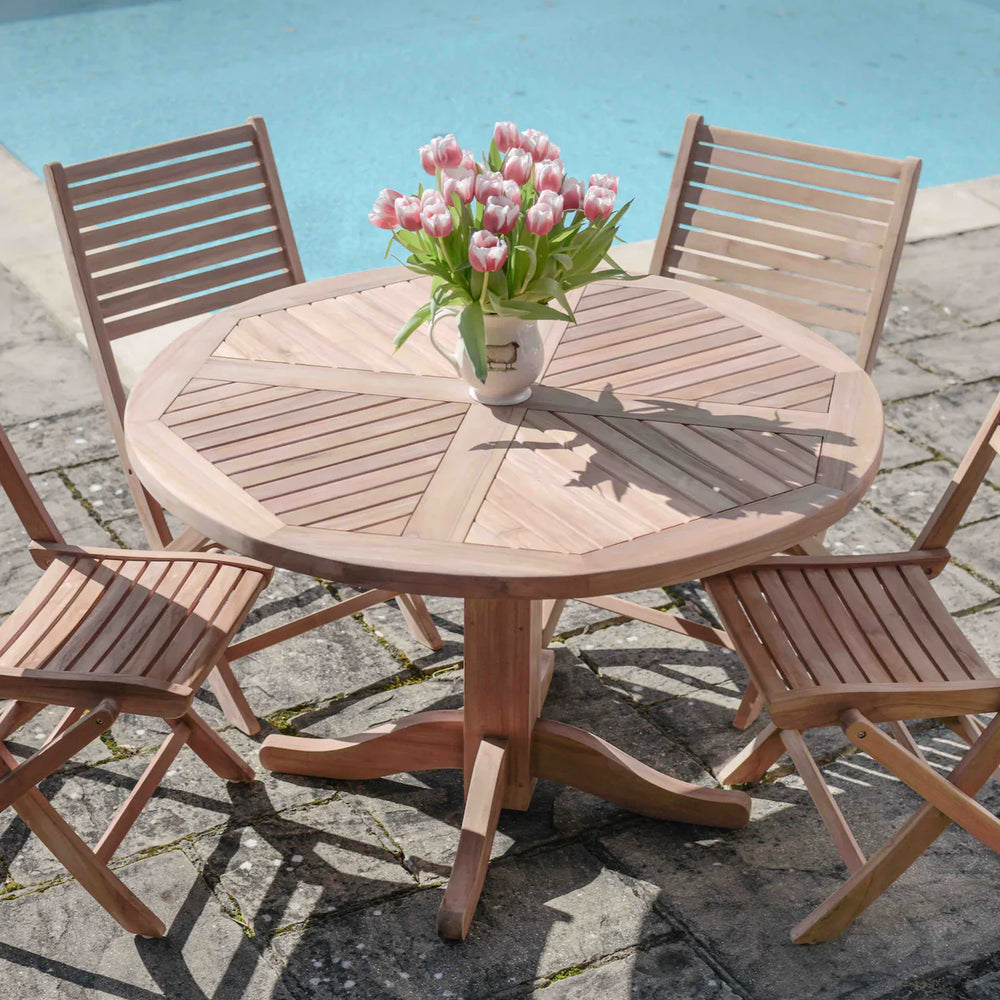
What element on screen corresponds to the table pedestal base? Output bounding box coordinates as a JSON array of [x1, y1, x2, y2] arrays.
[[258, 599, 751, 940]]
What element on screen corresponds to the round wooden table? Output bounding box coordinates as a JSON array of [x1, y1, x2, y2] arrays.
[[124, 267, 883, 939]]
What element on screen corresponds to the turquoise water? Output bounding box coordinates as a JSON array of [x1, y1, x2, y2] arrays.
[[1, 0, 998, 279]]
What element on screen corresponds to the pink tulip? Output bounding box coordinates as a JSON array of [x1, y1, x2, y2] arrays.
[[369, 188, 403, 229], [589, 173, 619, 194], [533, 158, 565, 193], [469, 230, 509, 272], [482, 195, 520, 235], [536, 189, 564, 218], [394, 195, 424, 232], [583, 185, 616, 222], [421, 201, 453, 238], [419, 144, 436, 175], [429, 134, 463, 169], [442, 167, 476, 205], [525, 201, 558, 236], [520, 128, 556, 162], [460, 149, 477, 171], [493, 121, 519, 154], [474, 171, 504, 204], [421, 189, 446, 209], [502, 179, 522, 206], [502, 148, 533, 185], [560, 176, 585, 211]]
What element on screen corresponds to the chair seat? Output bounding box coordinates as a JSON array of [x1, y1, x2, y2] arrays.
[[0, 548, 269, 715], [705, 555, 1000, 728]]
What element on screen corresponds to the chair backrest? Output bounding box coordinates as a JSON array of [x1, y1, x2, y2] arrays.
[[45, 115, 305, 546], [0, 422, 64, 545], [650, 114, 921, 374], [914, 393, 1000, 552]]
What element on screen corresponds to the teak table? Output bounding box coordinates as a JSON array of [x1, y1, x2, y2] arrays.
[[124, 268, 883, 939]]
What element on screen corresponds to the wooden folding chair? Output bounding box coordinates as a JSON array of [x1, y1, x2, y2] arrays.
[[563, 115, 922, 724], [44, 117, 442, 735], [700, 391, 1000, 943], [0, 420, 272, 936]]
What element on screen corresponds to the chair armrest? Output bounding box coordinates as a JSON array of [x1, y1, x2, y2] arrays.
[[29, 541, 274, 578]]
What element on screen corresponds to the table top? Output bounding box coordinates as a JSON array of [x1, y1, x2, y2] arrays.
[[124, 268, 883, 599]]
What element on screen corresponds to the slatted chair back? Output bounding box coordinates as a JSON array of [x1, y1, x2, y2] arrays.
[[650, 114, 921, 373], [914, 392, 1000, 552], [0, 422, 63, 545], [45, 116, 305, 545]]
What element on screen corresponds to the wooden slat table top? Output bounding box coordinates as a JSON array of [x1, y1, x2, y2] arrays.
[[124, 268, 883, 599]]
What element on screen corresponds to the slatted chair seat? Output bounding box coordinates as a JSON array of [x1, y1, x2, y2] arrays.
[[701, 391, 1000, 944], [0, 421, 272, 936], [0, 547, 269, 715], [44, 117, 443, 737], [714, 553, 1000, 730]]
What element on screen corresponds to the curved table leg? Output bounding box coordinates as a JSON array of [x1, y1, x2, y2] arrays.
[[259, 709, 463, 779], [438, 737, 509, 941], [532, 719, 751, 829]]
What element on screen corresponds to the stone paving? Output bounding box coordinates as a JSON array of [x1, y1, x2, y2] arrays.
[[3, 200, 1000, 997]]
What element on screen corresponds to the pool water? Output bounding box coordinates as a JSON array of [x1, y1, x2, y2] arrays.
[[1, 0, 998, 279]]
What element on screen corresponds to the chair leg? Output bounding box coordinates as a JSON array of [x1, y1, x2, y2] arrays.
[[795, 709, 1000, 944], [396, 594, 444, 650], [0, 739, 165, 936], [717, 722, 785, 785], [0, 699, 118, 811], [541, 599, 567, 645], [95, 723, 190, 863], [207, 657, 260, 736], [781, 729, 866, 873], [732, 680, 764, 731], [179, 710, 254, 783]]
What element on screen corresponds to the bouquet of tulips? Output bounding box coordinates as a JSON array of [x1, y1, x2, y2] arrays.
[[369, 122, 631, 383]]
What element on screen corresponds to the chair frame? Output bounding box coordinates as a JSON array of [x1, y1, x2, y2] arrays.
[[44, 117, 442, 737], [568, 115, 922, 714], [704, 391, 1000, 942], [0, 421, 269, 935]]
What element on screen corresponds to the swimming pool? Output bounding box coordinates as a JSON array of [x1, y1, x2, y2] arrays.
[[1, 0, 998, 279]]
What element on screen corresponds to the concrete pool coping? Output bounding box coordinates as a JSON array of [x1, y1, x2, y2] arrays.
[[3, 141, 1000, 386]]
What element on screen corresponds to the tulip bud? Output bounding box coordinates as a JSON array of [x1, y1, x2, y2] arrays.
[[442, 167, 476, 205], [583, 185, 616, 222], [474, 171, 504, 205], [421, 201, 453, 238], [501, 148, 533, 186], [460, 149, 477, 171], [421, 189, 447, 209], [469, 230, 509, 273], [429, 134, 463, 169], [525, 201, 558, 236], [493, 121, 520, 154], [533, 158, 565, 193], [482, 195, 520, 235], [418, 145, 436, 176], [536, 189, 564, 218], [589, 173, 619, 194], [520, 128, 555, 162], [394, 196, 424, 232], [560, 176, 585, 211], [369, 188, 403, 229], [501, 179, 522, 206]]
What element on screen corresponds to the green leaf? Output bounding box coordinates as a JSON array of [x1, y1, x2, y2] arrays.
[[458, 302, 488, 383], [393, 305, 431, 350], [489, 297, 572, 322], [531, 277, 575, 320]]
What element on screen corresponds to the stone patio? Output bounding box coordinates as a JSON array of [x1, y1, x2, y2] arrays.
[[2, 161, 1000, 998]]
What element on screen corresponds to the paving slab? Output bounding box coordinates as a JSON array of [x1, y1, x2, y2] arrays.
[[881, 286, 972, 346], [532, 939, 743, 999], [878, 427, 934, 471], [270, 843, 673, 1000], [0, 849, 291, 999], [895, 227, 1000, 327], [897, 321, 1000, 382]]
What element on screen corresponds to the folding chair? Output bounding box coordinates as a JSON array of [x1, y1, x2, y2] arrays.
[[701, 391, 1000, 942], [0, 419, 272, 935], [44, 117, 442, 735], [561, 114, 922, 725]]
